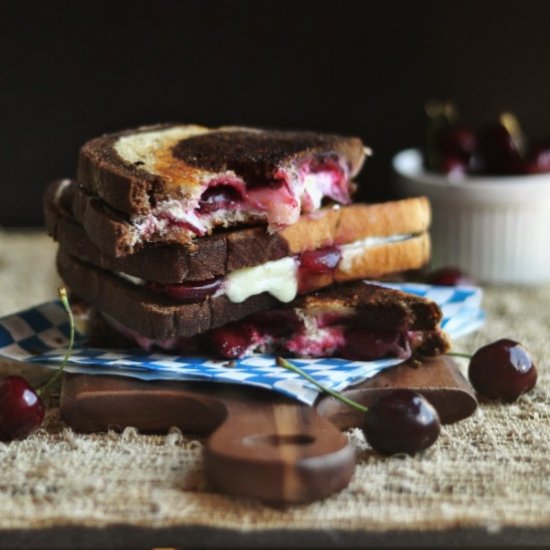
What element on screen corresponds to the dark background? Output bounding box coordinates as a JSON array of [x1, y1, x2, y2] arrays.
[[2, 0, 550, 226]]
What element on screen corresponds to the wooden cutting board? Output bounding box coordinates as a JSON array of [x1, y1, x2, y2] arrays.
[[60, 356, 477, 504]]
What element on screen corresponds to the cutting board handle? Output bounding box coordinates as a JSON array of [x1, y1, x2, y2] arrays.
[[204, 400, 356, 504], [61, 376, 355, 504]]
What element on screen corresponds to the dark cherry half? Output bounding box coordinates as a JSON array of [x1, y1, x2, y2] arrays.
[[147, 278, 223, 302], [198, 185, 245, 214], [299, 246, 342, 273], [363, 389, 441, 455], [474, 116, 526, 175], [297, 246, 342, 292], [468, 339, 538, 401], [341, 328, 410, 361], [207, 323, 260, 359]]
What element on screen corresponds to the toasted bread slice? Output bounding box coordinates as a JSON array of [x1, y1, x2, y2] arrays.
[[76, 124, 367, 244], [45, 179, 431, 272], [84, 282, 450, 361], [204, 282, 450, 359], [57, 231, 433, 341], [294, 282, 443, 330], [56, 249, 277, 339]]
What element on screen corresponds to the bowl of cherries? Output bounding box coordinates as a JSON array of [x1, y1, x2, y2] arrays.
[[393, 102, 550, 284]]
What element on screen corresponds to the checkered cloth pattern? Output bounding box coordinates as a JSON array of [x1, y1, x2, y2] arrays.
[[0, 283, 484, 405]]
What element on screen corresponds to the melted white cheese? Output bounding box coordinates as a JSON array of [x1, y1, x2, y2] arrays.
[[223, 257, 298, 303], [302, 173, 328, 209], [339, 234, 411, 273]]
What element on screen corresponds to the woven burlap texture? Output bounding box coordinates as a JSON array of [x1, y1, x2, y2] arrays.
[[0, 230, 549, 532]]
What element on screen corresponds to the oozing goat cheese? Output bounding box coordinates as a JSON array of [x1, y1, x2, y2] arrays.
[[302, 172, 332, 210], [223, 257, 299, 303]]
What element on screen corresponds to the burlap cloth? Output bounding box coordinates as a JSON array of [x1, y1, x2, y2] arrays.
[[0, 230, 549, 547]]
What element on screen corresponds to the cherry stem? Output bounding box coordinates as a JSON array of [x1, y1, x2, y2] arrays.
[[37, 287, 75, 396], [276, 357, 368, 413]]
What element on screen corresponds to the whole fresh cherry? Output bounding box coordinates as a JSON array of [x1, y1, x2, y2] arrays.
[[468, 339, 537, 401], [439, 126, 477, 159], [438, 126, 477, 175], [474, 114, 526, 175], [426, 266, 476, 286], [363, 390, 441, 455], [0, 376, 45, 441], [439, 155, 468, 177], [277, 358, 442, 456], [0, 287, 75, 442], [526, 139, 550, 174]]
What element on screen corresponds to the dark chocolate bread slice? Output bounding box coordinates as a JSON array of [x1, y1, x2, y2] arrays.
[[294, 282, 443, 331], [78, 124, 367, 216], [75, 124, 368, 245], [45, 180, 431, 281], [82, 282, 450, 361], [57, 249, 280, 339], [200, 282, 450, 360], [45, 179, 291, 268]]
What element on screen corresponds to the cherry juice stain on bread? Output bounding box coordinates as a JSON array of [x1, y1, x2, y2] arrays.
[[77, 124, 368, 253]]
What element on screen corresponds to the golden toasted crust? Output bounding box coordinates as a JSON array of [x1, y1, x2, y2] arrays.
[[77, 124, 367, 216], [279, 197, 431, 254], [290, 234, 430, 293], [297, 281, 443, 332], [335, 233, 431, 282], [49, 179, 432, 269]]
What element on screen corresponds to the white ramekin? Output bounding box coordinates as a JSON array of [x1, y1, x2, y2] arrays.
[[392, 149, 550, 284]]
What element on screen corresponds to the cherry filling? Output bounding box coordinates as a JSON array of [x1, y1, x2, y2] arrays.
[[246, 180, 298, 224], [109, 302, 415, 361], [206, 310, 300, 358], [156, 212, 205, 236], [194, 159, 349, 223], [204, 307, 412, 361], [306, 156, 350, 203], [297, 246, 342, 292], [198, 182, 246, 214], [299, 246, 341, 272], [246, 309, 302, 337], [207, 323, 262, 359], [146, 278, 223, 302], [340, 328, 411, 361]]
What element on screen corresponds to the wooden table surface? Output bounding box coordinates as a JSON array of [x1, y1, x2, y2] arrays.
[[1, 230, 549, 549]]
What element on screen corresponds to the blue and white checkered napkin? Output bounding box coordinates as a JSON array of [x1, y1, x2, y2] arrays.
[[0, 283, 484, 405]]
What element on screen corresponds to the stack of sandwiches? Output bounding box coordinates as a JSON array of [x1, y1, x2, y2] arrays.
[[44, 124, 450, 362]]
